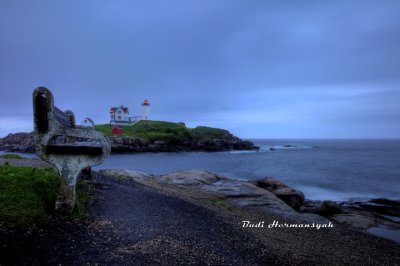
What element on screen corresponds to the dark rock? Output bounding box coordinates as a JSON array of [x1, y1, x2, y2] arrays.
[[109, 136, 149, 152], [299, 199, 320, 213], [1, 131, 259, 154], [370, 198, 400, 207], [202, 180, 270, 198], [315, 200, 343, 216], [341, 198, 400, 218], [331, 213, 377, 229], [0, 132, 35, 153], [158, 169, 222, 185], [251, 178, 286, 191], [331, 198, 400, 231], [273, 187, 305, 210], [251, 178, 305, 210]]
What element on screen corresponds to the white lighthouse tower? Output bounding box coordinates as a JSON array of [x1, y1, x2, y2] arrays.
[[142, 99, 150, 120]]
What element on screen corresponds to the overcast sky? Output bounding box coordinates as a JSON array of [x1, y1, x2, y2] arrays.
[[1, 1, 400, 138]]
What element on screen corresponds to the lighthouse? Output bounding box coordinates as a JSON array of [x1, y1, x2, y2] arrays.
[[142, 99, 150, 120]]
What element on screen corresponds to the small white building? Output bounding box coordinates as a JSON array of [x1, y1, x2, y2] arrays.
[[81, 117, 95, 127]]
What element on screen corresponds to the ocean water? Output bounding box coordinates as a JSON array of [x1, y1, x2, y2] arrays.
[[92, 139, 400, 201], [2, 140, 399, 201]]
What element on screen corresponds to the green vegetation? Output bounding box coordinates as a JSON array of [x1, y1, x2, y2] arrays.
[[191, 126, 230, 142], [106, 171, 129, 180], [72, 180, 95, 219], [95, 120, 231, 144], [96, 120, 192, 144], [129, 120, 193, 144], [0, 164, 59, 226], [94, 123, 114, 136], [0, 164, 93, 226], [0, 154, 23, 159], [209, 197, 234, 211]]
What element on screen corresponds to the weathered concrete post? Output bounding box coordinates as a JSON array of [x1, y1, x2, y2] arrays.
[[33, 87, 111, 213]]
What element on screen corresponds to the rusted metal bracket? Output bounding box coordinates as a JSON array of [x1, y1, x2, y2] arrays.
[[33, 87, 111, 213]]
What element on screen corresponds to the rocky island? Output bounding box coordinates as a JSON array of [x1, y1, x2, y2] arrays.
[[0, 120, 259, 153]]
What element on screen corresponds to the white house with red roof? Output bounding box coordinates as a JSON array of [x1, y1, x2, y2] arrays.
[[110, 100, 150, 125], [110, 105, 130, 125]]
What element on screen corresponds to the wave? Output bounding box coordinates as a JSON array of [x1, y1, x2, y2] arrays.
[[260, 144, 316, 152], [226, 150, 259, 154]]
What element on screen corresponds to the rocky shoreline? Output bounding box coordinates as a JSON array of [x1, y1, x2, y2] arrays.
[[101, 168, 400, 243], [0, 132, 259, 153], [1, 158, 400, 265], [1, 154, 399, 244]]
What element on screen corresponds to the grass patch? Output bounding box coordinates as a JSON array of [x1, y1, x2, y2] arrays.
[[0, 164, 59, 226], [209, 197, 234, 211], [0, 154, 23, 159], [94, 124, 113, 136], [0, 164, 94, 226], [95, 120, 230, 144], [106, 171, 129, 180], [96, 120, 193, 144], [72, 180, 96, 219], [192, 126, 230, 142]]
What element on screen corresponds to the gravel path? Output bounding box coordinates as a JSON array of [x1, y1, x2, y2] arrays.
[[82, 172, 277, 265], [0, 171, 277, 265]]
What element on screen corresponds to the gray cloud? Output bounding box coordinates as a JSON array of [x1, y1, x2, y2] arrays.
[[1, 0, 400, 138]]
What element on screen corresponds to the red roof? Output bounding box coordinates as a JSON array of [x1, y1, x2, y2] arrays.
[[143, 99, 150, 105], [110, 106, 129, 113]]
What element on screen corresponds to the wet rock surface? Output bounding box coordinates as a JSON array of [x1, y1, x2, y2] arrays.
[[302, 200, 343, 217], [201, 180, 271, 198], [158, 169, 222, 185], [317, 200, 343, 215], [301, 198, 400, 232], [331, 213, 377, 229]]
